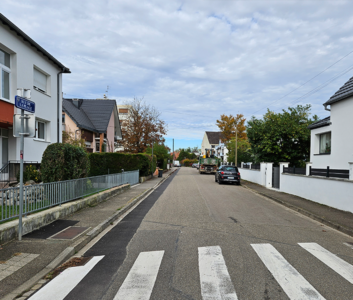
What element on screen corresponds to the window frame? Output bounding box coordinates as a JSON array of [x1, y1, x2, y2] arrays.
[[319, 132, 331, 154], [35, 120, 46, 141], [0, 48, 11, 102], [33, 67, 50, 95]]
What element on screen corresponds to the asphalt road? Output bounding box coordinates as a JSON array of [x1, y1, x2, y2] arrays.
[[30, 167, 353, 300]]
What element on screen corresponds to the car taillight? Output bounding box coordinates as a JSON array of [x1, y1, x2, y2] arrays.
[[238, 172, 240, 175], [221, 171, 224, 174]]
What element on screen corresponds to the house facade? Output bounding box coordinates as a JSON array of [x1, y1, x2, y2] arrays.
[[215, 139, 229, 163], [201, 131, 223, 157], [0, 13, 70, 168], [309, 76, 353, 169], [62, 98, 122, 153]]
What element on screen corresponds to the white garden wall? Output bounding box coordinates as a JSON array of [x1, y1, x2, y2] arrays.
[[239, 169, 263, 185], [280, 173, 353, 213]]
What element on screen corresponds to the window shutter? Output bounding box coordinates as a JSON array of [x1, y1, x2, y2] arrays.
[[34, 68, 47, 92]]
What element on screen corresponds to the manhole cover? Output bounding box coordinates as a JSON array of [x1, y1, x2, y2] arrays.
[[49, 226, 89, 240]]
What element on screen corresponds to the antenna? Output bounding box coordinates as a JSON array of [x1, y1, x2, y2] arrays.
[[104, 85, 109, 99]]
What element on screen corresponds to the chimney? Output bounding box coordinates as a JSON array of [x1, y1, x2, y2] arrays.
[[72, 98, 80, 108]]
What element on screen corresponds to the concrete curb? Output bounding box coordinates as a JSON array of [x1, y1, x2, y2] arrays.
[[4, 168, 178, 300], [242, 183, 353, 237]]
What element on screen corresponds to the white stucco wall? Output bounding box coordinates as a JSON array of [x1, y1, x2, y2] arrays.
[[239, 169, 264, 185], [311, 97, 353, 169], [201, 132, 211, 156], [1, 21, 65, 163], [280, 173, 353, 213]]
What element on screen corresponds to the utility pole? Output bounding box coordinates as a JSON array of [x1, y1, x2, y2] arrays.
[[234, 127, 238, 167], [151, 141, 154, 177]]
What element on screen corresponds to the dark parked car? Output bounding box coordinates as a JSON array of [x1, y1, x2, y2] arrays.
[[215, 165, 241, 185]]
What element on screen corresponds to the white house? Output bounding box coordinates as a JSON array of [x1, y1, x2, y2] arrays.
[[0, 14, 70, 170], [308, 76, 353, 169], [215, 139, 229, 163], [201, 131, 223, 157]]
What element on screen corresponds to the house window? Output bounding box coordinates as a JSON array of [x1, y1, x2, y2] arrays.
[[0, 49, 10, 100], [33, 68, 48, 93], [319, 132, 331, 154], [36, 120, 45, 140], [62, 113, 65, 123]]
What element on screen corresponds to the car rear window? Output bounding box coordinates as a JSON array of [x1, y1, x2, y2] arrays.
[[224, 167, 238, 172]]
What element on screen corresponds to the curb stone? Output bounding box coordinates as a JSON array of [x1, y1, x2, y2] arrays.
[[4, 168, 178, 300], [242, 183, 353, 237]]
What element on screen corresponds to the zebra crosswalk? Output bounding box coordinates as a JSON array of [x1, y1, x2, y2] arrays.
[[29, 243, 353, 300]]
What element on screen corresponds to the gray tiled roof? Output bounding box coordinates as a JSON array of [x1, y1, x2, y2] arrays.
[[324, 76, 353, 106], [63, 99, 116, 133], [206, 131, 224, 144], [307, 116, 331, 130]]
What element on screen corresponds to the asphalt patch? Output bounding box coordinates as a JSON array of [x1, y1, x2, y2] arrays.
[[24, 219, 79, 239]]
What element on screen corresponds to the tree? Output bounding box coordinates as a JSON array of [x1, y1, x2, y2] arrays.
[[122, 98, 167, 153], [247, 105, 318, 167], [145, 143, 171, 168], [226, 138, 253, 164], [216, 114, 247, 142], [177, 148, 197, 160]]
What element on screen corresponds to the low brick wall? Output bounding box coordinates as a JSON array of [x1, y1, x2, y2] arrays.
[[0, 184, 130, 244]]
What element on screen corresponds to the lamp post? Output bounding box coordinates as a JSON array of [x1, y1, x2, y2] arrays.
[[151, 141, 154, 177], [234, 127, 238, 167]]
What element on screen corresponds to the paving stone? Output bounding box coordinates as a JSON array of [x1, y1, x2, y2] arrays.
[[6, 265, 20, 272], [0, 269, 13, 276], [0, 264, 8, 270], [31, 283, 42, 290], [23, 290, 35, 297]]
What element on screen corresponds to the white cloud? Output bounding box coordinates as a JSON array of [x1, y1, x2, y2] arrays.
[[2, 0, 353, 144]]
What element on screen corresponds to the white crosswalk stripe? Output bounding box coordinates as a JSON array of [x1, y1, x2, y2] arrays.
[[28, 255, 104, 300], [114, 250, 165, 300], [27, 243, 353, 300], [251, 244, 325, 300], [198, 246, 238, 300], [299, 242, 353, 284]]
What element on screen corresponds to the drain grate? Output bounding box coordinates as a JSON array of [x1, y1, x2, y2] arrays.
[[49, 226, 89, 240]]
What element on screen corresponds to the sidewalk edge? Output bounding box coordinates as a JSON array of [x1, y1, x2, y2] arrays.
[[242, 183, 353, 237]]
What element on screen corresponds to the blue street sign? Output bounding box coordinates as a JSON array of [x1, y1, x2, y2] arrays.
[[15, 96, 35, 113]]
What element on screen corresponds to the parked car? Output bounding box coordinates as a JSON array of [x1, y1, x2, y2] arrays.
[[215, 165, 241, 185], [196, 163, 200, 169], [192, 163, 197, 168]]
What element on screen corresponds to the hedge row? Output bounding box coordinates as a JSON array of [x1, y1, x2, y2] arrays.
[[88, 152, 156, 177]]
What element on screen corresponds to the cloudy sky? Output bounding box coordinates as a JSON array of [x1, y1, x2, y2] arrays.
[[2, 0, 353, 150]]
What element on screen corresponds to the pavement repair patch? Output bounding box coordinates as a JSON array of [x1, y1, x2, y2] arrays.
[[24, 219, 79, 239], [0, 253, 39, 282], [48, 226, 89, 240]]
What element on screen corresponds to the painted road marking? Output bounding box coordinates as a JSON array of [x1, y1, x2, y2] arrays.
[[198, 246, 238, 300], [114, 250, 164, 300], [299, 243, 353, 284], [251, 244, 325, 300], [29, 255, 104, 300]]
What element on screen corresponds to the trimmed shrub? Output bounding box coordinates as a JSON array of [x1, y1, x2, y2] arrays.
[[88, 152, 156, 177], [41, 143, 90, 183], [182, 159, 198, 167]]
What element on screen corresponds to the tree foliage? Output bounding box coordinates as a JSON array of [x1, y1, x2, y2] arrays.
[[216, 114, 247, 142], [62, 130, 86, 148], [226, 138, 253, 164], [145, 143, 172, 168], [247, 105, 318, 166], [177, 148, 197, 160], [121, 98, 167, 153]]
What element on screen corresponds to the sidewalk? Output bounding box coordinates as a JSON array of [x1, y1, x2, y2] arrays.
[[0, 168, 177, 300], [242, 180, 353, 237]]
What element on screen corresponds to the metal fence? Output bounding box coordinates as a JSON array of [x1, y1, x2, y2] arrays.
[[0, 170, 139, 222], [309, 166, 349, 179], [283, 167, 306, 175]]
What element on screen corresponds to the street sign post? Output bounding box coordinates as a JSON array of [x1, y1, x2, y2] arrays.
[[14, 92, 35, 241]]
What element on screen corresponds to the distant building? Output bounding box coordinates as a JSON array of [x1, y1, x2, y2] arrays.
[[62, 99, 122, 153], [201, 132, 224, 157], [115, 105, 132, 152]]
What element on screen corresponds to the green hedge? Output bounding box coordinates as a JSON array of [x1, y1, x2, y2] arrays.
[[88, 153, 156, 177], [41, 143, 90, 183], [182, 159, 198, 167]]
